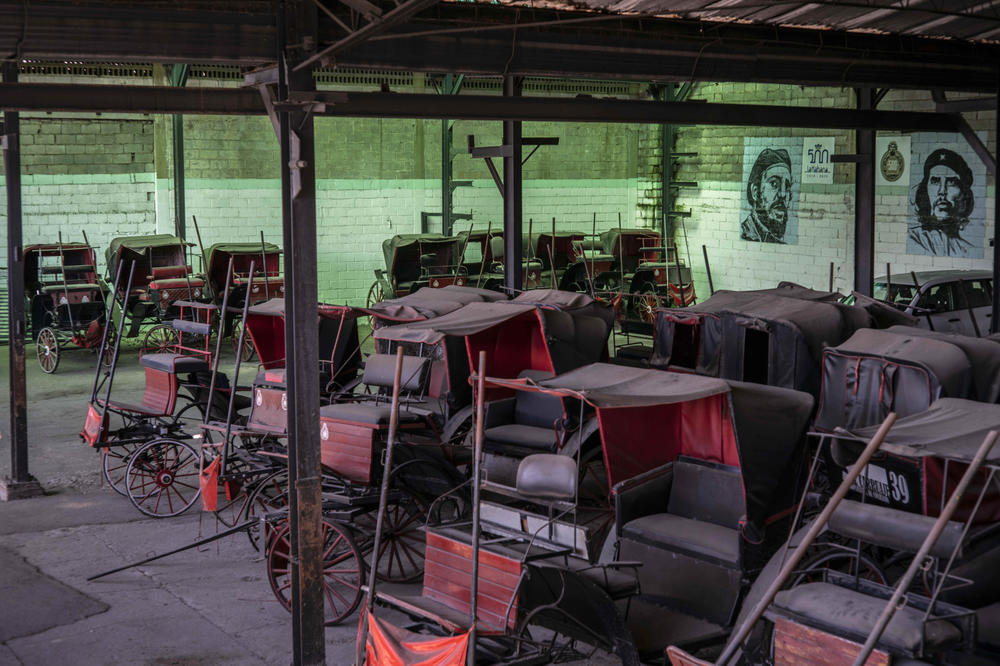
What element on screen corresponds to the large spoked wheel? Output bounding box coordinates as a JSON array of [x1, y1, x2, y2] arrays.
[[143, 324, 178, 354], [101, 326, 117, 366], [366, 280, 385, 308], [125, 438, 201, 518], [355, 496, 427, 584], [634, 282, 661, 324], [266, 518, 365, 626], [230, 320, 256, 362], [101, 442, 141, 496], [243, 469, 290, 551], [36, 327, 60, 374]]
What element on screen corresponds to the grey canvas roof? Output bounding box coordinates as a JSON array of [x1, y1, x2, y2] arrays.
[[206, 242, 280, 265], [363, 285, 504, 323], [598, 228, 658, 255], [535, 362, 730, 407], [512, 289, 616, 329], [847, 398, 1000, 464], [374, 301, 538, 344], [684, 283, 842, 315], [247, 298, 354, 320]]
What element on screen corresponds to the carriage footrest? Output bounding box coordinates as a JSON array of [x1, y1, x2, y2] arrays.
[[374, 591, 506, 636]]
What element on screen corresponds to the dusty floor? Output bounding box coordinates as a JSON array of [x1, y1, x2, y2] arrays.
[[0, 341, 621, 665]]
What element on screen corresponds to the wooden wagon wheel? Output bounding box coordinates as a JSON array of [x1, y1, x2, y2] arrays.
[[266, 518, 364, 626], [36, 327, 60, 374], [124, 438, 201, 518], [635, 282, 661, 324], [354, 495, 428, 584], [242, 469, 289, 551], [101, 440, 140, 496], [142, 323, 178, 354], [230, 319, 256, 362], [366, 280, 385, 308]]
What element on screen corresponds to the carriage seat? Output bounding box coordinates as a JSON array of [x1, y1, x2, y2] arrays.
[[488, 236, 544, 274], [976, 602, 1000, 650], [140, 353, 211, 374], [620, 458, 744, 567], [482, 370, 562, 457], [41, 282, 101, 293], [319, 353, 431, 427], [516, 454, 577, 500], [151, 265, 190, 279], [171, 318, 213, 337], [770, 582, 963, 655], [829, 500, 964, 560]]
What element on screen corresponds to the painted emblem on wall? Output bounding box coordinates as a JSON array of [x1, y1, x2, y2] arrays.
[[801, 137, 835, 185], [740, 137, 799, 245], [876, 135, 910, 187], [880, 142, 905, 182], [906, 133, 985, 259]]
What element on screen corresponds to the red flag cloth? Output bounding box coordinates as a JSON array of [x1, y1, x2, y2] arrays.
[[199, 457, 220, 512], [364, 611, 469, 666]]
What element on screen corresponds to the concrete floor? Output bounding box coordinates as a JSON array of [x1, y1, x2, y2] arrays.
[[0, 342, 620, 665]]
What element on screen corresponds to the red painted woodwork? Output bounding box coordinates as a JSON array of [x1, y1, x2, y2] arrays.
[[422, 530, 521, 632], [773, 618, 889, 666], [465, 310, 553, 401], [320, 419, 376, 483], [249, 387, 287, 432]]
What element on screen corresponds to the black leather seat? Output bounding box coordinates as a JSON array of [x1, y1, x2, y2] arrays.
[[620, 458, 743, 567], [320, 353, 431, 427], [772, 582, 962, 655], [483, 370, 562, 457], [139, 352, 210, 374], [319, 402, 423, 427]]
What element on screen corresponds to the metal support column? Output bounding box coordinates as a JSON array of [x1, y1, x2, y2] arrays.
[[1, 62, 40, 500], [854, 88, 876, 297], [993, 70, 1000, 334], [278, 1, 324, 662], [502, 76, 523, 291], [170, 65, 189, 238]]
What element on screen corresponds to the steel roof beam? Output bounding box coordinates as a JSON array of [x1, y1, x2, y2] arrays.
[[0, 83, 962, 132]]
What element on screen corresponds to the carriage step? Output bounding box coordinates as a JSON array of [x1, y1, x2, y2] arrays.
[[374, 591, 506, 636]]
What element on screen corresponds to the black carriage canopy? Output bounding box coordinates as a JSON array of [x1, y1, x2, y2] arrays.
[[205, 242, 281, 266], [381, 233, 460, 270], [373, 291, 614, 375], [598, 228, 659, 254], [534, 363, 814, 535], [105, 234, 189, 276], [362, 284, 507, 323], [651, 283, 846, 371], [815, 327, 1000, 433], [245, 298, 362, 374], [846, 398, 1000, 464]]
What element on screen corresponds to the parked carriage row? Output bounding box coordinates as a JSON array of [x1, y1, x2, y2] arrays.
[[75, 229, 1000, 664]]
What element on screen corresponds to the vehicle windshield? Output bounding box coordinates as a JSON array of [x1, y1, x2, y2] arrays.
[[872, 282, 917, 307]]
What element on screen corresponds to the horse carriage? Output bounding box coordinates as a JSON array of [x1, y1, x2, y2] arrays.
[[455, 228, 544, 291], [80, 258, 226, 516], [105, 234, 207, 349], [366, 233, 471, 307], [25, 237, 108, 373], [557, 228, 696, 323], [362, 361, 815, 665]]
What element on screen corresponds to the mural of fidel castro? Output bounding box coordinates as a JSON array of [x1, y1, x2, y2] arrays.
[[741, 148, 793, 244]]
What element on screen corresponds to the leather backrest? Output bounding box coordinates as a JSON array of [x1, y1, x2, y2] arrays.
[[667, 457, 744, 529], [829, 499, 963, 559], [514, 369, 561, 428], [362, 353, 430, 392], [490, 236, 505, 259], [516, 454, 577, 500]]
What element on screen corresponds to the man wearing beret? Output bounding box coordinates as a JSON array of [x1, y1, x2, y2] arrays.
[[908, 148, 975, 257], [741, 148, 793, 244]]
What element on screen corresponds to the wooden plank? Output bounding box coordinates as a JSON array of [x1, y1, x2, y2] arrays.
[[427, 531, 522, 575], [424, 543, 522, 589], [774, 618, 890, 666]]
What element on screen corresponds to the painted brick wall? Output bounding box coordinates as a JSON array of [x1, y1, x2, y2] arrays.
[[674, 83, 995, 299]]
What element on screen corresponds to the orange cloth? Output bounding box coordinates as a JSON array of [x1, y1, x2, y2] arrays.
[[199, 457, 220, 512], [364, 611, 469, 666]]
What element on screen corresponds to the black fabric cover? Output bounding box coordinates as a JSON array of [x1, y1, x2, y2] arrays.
[[846, 397, 1000, 464], [483, 424, 559, 453], [381, 233, 457, 275], [772, 582, 962, 655], [667, 459, 744, 529], [815, 328, 973, 432], [364, 285, 500, 323], [362, 353, 429, 392], [886, 325, 1000, 403]]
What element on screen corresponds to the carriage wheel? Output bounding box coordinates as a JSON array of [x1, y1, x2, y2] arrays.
[[125, 438, 201, 518], [266, 518, 364, 625], [101, 442, 140, 496], [101, 326, 117, 366], [230, 320, 256, 362], [36, 327, 60, 374], [243, 469, 290, 551], [366, 280, 385, 308], [355, 496, 427, 584], [143, 324, 178, 354], [635, 283, 661, 324], [171, 398, 205, 430]]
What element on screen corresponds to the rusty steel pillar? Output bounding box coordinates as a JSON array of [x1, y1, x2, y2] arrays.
[[1, 61, 41, 501], [854, 88, 876, 297], [277, 1, 324, 663]]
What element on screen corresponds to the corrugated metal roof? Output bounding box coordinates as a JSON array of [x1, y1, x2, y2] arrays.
[[507, 1, 1000, 43]]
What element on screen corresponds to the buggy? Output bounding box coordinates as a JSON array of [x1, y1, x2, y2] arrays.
[[25, 237, 108, 373], [105, 234, 206, 346], [366, 234, 469, 307]]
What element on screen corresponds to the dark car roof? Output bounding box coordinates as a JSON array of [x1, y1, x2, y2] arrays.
[[875, 269, 992, 287]]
